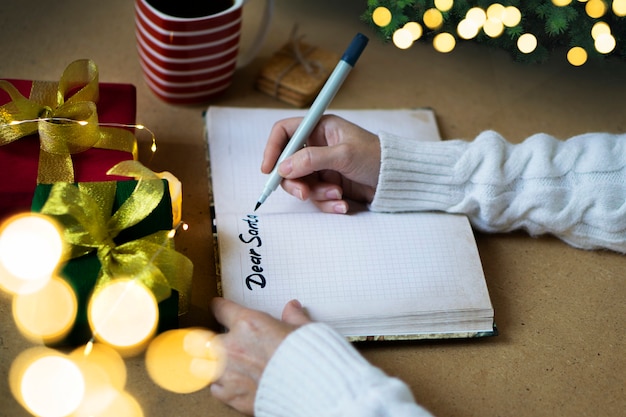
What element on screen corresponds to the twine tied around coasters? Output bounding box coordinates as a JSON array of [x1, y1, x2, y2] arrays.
[[272, 25, 325, 97]]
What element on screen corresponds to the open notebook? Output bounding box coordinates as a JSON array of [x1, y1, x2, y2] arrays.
[[205, 106, 495, 341]]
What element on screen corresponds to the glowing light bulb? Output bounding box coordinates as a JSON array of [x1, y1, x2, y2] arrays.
[[88, 279, 158, 356], [403, 21, 423, 41], [0, 214, 64, 295], [372, 6, 392, 27], [466, 7, 487, 26], [614, 0, 626, 16], [502, 6, 522, 27], [486, 3, 506, 20], [423, 8, 444, 29], [392, 28, 414, 49], [146, 328, 225, 393], [458, 19, 480, 39], [17, 353, 85, 417], [552, 0, 573, 6], [433, 33, 456, 53], [68, 342, 129, 416], [13, 275, 77, 344], [595, 33, 616, 54], [434, 0, 454, 12], [591, 22, 611, 40], [586, 0, 607, 17], [483, 18, 504, 38], [517, 33, 538, 54], [567, 46, 588, 66], [70, 342, 127, 390]]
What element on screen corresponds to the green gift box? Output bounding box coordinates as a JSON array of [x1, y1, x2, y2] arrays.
[[31, 179, 185, 346]]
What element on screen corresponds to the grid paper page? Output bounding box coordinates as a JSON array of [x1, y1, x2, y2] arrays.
[[206, 106, 493, 337], [218, 210, 491, 323], [206, 107, 441, 215]]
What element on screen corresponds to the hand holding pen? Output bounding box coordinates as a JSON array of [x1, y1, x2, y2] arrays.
[[255, 33, 369, 211], [260, 114, 382, 214]]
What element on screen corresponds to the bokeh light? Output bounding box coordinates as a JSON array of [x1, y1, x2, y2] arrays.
[[392, 28, 415, 49], [433, 32, 456, 53], [0, 213, 64, 295], [466, 7, 487, 26], [372, 6, 392, 27], [10, 348, 85, 417], [486, 3, 506, 20], [403, 21, 423, 41], [483, 18, 504, 38], [68, 343, 134, 417], [70, 342, 127, 390], [502, 6, 522, 27], [457, 19, 480, 39], [591, 21, 611, 40], [423, 8, 444, 29], [146, 328, 225, 394], [567, 46, 588, 66], [88, 279, 158, 356], [585, 0, 607, 17], [434, 0, 453, 12], [12, 275, 77, 344], [517, 33, 538, 53], [614, 0, 626, 16], [595, 33, 616, 54], [88, 389, 144, 417], [552, 0, 573, 6]]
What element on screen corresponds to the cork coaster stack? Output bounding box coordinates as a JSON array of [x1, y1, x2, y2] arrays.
[[256, 30, 340, 107]]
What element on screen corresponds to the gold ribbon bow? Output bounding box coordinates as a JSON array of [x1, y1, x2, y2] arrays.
[[0, 59, 138, 183], [40, 161, 192, 311]]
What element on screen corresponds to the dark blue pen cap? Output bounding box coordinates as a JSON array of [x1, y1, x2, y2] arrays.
[[341, 33, 369, 66]]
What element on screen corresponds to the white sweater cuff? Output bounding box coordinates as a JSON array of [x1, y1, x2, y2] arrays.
[[370, 131, 468, 212], [255, 323, 432, 417]]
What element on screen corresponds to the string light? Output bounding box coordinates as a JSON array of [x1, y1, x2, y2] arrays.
[[586, 0, 608, 17], [0, 214, 64, 295], [372, 6, 392, 27], [12, 275, 77, 344], [433, 33, 456, 53], [567, 46, 588, 66], [145, 328, 225, 393], [393, 28, 415, 49], [2, 118, 158, 159], [423, 8, 444, 30], [614, 0, 626, 16], [434, 0, 453, 12], [2, 113, 191, 415], [10, 348, 85, 417], [518, 33, 538, 54], [369, 1, 623, 66]]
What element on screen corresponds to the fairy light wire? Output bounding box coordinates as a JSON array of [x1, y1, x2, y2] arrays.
[[4, 118, 158, 164]]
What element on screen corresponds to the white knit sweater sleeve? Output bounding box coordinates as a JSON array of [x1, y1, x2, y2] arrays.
[[370, 130, 626, 253], [255, 323, 434, 417]]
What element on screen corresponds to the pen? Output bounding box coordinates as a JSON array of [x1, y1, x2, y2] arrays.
[[254, 32, 369, 211]]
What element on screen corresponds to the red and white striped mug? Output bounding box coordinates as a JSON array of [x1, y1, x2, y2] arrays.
[[135, 0, 273, 104]]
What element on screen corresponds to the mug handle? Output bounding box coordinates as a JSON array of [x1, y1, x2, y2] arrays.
[[236, 0, 274, 68]]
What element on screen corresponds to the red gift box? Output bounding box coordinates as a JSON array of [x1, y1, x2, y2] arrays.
[[0, 63, 138, 220]]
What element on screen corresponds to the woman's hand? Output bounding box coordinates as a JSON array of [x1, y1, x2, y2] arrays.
[[262, 115, 381, 213], [210, 298, 311, 415]]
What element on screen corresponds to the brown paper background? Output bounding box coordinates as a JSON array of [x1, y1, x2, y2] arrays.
[[1, 1, 625, 416]]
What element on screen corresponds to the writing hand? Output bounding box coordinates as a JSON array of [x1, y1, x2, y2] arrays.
[[209, 297, 311, 415], [261, 115, 381, 214]]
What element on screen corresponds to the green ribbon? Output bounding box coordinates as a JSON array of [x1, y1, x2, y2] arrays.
[[0, 59, 138, 183], [40, 161, 192, 309]]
